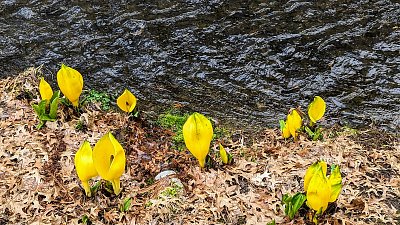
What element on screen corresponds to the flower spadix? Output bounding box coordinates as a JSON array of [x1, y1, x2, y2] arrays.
[[183, 112, 213, 168], [92, 132, 126, 195], [117, 89, 137, 113], [57, 64, 83, 107], [39, 77, 53, 101], [304, 161, 342, 213], [74, 141, 98, 197], [308, 96, 326, 124]]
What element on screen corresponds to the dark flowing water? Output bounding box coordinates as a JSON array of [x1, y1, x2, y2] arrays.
[[1, 1, 399, 131]]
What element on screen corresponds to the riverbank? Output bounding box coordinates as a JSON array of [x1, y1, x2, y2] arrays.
[[0, 68, 398, 224]]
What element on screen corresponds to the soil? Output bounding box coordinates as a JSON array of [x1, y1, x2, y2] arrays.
[[0, 68, 398, 225]]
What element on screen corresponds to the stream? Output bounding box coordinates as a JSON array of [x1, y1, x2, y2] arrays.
[[1, 0, 399, 131]]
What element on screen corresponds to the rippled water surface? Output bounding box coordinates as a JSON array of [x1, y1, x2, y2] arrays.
[[1, 1, 399, 131]]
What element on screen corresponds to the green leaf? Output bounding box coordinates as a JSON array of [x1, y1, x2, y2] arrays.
[[81, 214, 90, 224], [291, 193, 306, 216], [49, 91, 60, 119], [34, 100, 47, 116], [120, 197, 132, 212], [227, 152, 233, 164], [39, 114, 52, 121], [90, 180, 101, 194], [36, 120, 45, 129], [32, 104, 40, 115], [267, 220, 276, 225], [50, 90, 60, 102], [313, 127, 322, 141], [282, 192, 306, 220], [305, 126, 314, 137]]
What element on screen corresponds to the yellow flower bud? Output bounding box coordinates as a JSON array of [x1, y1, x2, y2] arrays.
[[328, 165, 342, 202], [304, 161, 342, 214], [306, 166, 331, 213], [219, 144, 228, 164], [308, 96, 326, 124], [287, 109, 302, 140], [74, 141, 98, 197], [183, 113, 213, 168], [117, 89, 137, 113], [92, 132, 126, 195], [304, 161, 327, 192], [57, 64, 83, 107], [39, 77, 53, 101], [282, 121, 291, 139]]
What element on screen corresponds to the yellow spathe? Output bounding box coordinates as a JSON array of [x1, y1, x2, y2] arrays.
[[92, 132, 126, 195], [183, 112, 213, 168], [57, 64, 83, 107], [39, 77, 53, 101], [308, 96, 326, 123], [304, 161, 327, 192], [287, 109, 302, 140], [219, 144, 228, 164], [304, 161, 342, 214], [117, 89, 137, 113], [306, 165, 331, 213], [328, 165, 342, 202], [74, 141, 98, 197], [281, 121, 291, 139]]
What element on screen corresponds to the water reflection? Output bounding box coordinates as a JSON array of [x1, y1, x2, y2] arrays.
[[1, 1, 399, 131]]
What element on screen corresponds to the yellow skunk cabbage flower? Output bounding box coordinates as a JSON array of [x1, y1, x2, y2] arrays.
[[57, 64, 83, 107], [304, 161, 327, 192], [304, 161, 342, 213], [287, 109, 302, 140], [306, 165, 331, 213], [281, 121, 291, 139], [308, 96, 326, 124], [328, 165, 342, 202], [219, 144, 229, 164], [183, 112, 213, 168], [92, 132, 126, 195], [117, 89, 137, 113], [39, 77, 53, 101], [74, 141, 98, 197]]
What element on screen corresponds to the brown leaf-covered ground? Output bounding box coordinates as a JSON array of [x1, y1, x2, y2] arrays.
[[0, 68, 399, 225]]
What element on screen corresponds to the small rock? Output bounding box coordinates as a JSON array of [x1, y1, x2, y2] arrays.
[[155, 170, 176, 180]]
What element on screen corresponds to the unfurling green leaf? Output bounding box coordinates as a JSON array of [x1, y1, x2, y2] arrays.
[[282, 192, 306, 220], [120, 197, 132, 212]]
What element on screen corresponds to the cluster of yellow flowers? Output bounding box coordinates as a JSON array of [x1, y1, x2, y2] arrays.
[[182, 112, 232, 168], [39, 64, 83, 107], [281, 96, 326, 140], [38, 64, 342, 223], [75, 132, 126, 197], [37, 64, 140, 196], [304, 161, 342, 214]]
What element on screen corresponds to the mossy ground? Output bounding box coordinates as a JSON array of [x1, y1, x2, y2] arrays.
[[0, 68, 398, 224]]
